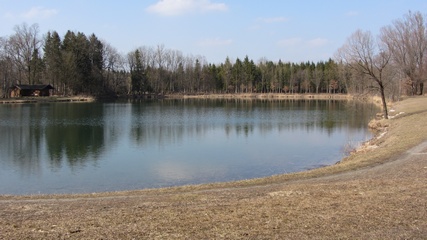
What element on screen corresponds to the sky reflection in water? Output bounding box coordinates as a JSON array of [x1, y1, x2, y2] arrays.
[[0, 99, 378, 194]]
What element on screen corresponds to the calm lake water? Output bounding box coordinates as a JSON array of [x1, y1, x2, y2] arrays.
[[0, 99, 378, 195]]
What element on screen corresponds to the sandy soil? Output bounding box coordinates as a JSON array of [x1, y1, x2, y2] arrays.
[[0, 96, 426, 239]]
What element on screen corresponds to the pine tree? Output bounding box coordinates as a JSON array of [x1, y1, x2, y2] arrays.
[[88, 34, 104, 94], [29, 48, 44, 85], [131, 49, 147, 95], [44, 31, 63, 94]]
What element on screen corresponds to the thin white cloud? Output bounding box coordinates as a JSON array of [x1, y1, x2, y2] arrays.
[[278, 37, 329, 48], [146, 0, 228, 16], [277, 38, 302, 47], [346, 11, 359, 17], [257, 17, 288, 24], [3, 12, 14, 19], [307, 38, 329, 47], [21, 7, 58, 19], [198, 37, 233, 47]]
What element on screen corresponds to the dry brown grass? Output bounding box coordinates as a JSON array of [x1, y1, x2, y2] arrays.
[[1, 96, 427, 239], [166, 93, 352, 100]]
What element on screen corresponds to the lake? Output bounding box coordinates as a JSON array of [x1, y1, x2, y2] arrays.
[[0, 99, 378, 195]]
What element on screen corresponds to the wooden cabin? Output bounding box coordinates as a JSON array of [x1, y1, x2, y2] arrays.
[[9, 84, 54, 97]]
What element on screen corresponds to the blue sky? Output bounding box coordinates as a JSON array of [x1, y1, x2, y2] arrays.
[[1, 0, 426, 64]]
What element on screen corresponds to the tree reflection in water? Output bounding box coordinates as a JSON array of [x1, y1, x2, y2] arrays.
[[0, 99, 378, 194]]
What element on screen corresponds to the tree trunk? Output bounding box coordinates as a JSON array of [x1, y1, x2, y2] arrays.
[[380, 84, 388, 119]]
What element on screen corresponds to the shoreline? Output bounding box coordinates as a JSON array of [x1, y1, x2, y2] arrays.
[[165, 93, 354, 100], [1, 93, 364, 104], [0, 96, 94, 104], [1, 96, 426, 239]]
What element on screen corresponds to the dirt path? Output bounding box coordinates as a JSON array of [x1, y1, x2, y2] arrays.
[[0, 97, 426, 239]]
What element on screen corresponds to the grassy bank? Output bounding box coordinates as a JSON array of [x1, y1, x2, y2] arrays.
[[0, 96, 426, 239]]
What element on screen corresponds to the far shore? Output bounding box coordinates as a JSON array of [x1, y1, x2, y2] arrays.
[[165, 92, 354, 100], [1, 93, 363, 104], [0, 96, 95, 104]]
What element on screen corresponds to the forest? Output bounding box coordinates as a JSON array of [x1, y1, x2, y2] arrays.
[[0, 11, 425, 103]]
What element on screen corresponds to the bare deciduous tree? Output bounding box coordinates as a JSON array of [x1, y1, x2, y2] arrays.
[[313, 64, 323, 94], [0, 37, 15, 97], [103, 41, 127, 94], [381, 11, 427, 95], [336, 29, 391, 119], [7, 23, 42, 85]]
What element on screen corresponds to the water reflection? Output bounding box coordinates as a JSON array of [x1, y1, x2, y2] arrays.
[[0, 104, 45, 176], [0, 99, 378, 194], [127, 99, 373, 145]]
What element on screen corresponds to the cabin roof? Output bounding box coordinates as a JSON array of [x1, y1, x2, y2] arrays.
[[11, 84, 54, 90]]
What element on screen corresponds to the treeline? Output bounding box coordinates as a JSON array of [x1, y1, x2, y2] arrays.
[[0, 25, 348, 98], [0, 11, 425, 99], [0, 25, 125, 97], [128, 47, 347, 95]]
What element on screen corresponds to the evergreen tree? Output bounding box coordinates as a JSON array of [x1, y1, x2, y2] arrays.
[[131, 49, 147, 95], [88, 34, 104, 94], [194, 58, 201, 92], [242, 56, 252, 92], [44, 31, 63, 94], [74, 32, 92, 94], [232, 58, 243, 93], [61, 31, 78, 95], [220, 57, 233, 93], [29, 48, 44, 85]]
